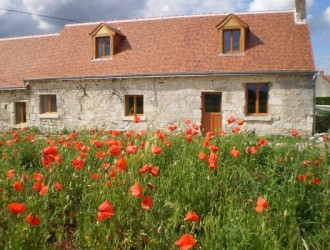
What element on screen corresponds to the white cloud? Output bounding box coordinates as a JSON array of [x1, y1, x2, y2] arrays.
[[248, 0, 314, 11], [323, 6, 330, 25], [141, 0, 246, 18], [0, 0, 16, 15]]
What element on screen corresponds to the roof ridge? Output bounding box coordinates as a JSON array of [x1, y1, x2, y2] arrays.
[[65, 9, 294, 27], [0, 33, 59, 42]]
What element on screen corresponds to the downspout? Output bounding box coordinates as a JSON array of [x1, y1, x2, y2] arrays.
[[312, 71, 318, 134]]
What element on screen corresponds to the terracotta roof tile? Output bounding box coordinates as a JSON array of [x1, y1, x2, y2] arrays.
[[0, 11, 315, 87], [324, 75, 330, 83]]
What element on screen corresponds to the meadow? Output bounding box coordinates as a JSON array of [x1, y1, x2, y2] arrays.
[[0, 118, 329, 249]]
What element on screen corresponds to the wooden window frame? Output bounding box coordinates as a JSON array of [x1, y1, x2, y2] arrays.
[[96, 36, 111, 58], [223, 29, 241, 54], [246, 83, 269, 116], [15, 102, 26, 124], [40, 95, 57, 114], [125, 95, 144, 116]]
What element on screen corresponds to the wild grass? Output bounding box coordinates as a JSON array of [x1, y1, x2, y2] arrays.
[[0, 122, 329, 249]]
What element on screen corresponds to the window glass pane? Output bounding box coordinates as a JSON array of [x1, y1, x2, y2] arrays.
[[259, 84, 268, 113], [223, 31, 231, 52], [97, 38, 103, 57], [105, 37, 110, 56], [247, 84, 256, 113], [51, 95, 57, 112], [126, 96, 134, 115], [204, 94, 221, 113], [136, 96, 144, 114], [233, 30, 240, 51], [43, 96, 49, 113]]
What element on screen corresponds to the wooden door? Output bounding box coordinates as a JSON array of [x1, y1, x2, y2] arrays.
[[201, 93, 222, 133]]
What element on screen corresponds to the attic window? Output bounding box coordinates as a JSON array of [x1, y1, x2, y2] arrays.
[[96, 37, 110, 58], [90, 23, 124, 60], [216, 14, 249, 55], [223, 29, 240, 53]]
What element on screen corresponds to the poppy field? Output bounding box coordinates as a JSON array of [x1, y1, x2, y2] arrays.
[[0, 118, 329, 249]]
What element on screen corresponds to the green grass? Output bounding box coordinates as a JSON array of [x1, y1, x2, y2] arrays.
[[0, 124, 329, 249]]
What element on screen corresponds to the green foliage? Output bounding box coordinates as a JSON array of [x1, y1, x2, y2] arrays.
[[316, 97, 330, 105], [0, 126, 329, 249]]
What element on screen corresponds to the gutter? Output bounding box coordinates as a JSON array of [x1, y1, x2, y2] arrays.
[[24, 70, 316, 83], [0, 86, 27, 91]]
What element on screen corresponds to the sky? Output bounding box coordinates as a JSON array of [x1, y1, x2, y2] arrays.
[[0, 0, 329, 74]]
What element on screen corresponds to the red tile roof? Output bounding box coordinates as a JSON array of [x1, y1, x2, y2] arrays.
[[324, 75, 330, 83], [0, 10, 315, 88]]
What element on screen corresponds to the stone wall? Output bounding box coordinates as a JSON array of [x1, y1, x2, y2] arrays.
[[26, 73, 314, 136], [0, 90, 29, 131], [316, 74, 330, 97]]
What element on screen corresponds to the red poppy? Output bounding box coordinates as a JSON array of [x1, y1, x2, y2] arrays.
[[33, 173, 44, 182], [13, 180, 23, 192], [39, 185, 49, 195], [107, 144, 121, 157], [186, 134, 193, 142], [322, 134, 328, 141], [208, 145, 218, 153], [151, 145, 162, 155], [257, 138, 267, 147], [245, 146, 257, 155], [26, 212, 41, 226], [184, 211, 199, 222], [91, 173, 101, 180], [109, 168, 117, 178], [227, 116, 235, 124], [97, 200, 115, 222], [72, 157, 85, 171], [206, 131, 215, 140], [96, 151, 106, 159], [134, 115, 141, 123], [302, 160, 311, 166], [7, 169, 15, 179], [8, 202, 26, 215], [127, 145, 138, 154], [237, 119, 244, 125], [297, 174, 308, 182], [291, 130, 299, 137], [54, 182, 62, 191], [230, 148, 240, 158], [255, 196, 269, 213], [198, 152, 207, 161], [185, 119, 191, 125], [208, 152, 218, 171], [130, 183, 143, 198], [202, 139, 209, 147], [156, 130, 166, 140], [141, 196, 153, 210], [311, 177, 321, 185], [139, 164, 151, 174], [168, 124, 177, 131], [116, 158, 127, 171], [232, 126, 240, 134], [192, 123, 199, 130], [94, 141, 104, 148], [41, 146, 60, 167], [175, 234, 197, 250], [33, 182, 43, 192], [150, 167, 159, 177]]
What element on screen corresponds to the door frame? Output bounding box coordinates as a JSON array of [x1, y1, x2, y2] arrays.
[[201, 92, 222, 133]]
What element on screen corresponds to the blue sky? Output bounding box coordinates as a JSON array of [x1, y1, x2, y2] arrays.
[[1, 0, 329, 74]]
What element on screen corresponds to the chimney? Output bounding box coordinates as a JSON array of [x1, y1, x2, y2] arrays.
[[319, 71, 324, 77], [295, 0, 306, 23]]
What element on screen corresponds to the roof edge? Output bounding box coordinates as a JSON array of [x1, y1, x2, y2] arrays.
[[0, 86, 27, 91], [65, 9, 294, 28], [24, 70, 316, 82], [0, 33, 59, 42]]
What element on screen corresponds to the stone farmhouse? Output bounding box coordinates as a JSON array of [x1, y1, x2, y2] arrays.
[[0, 0, 315, 135], [316, 71, 330, 97]]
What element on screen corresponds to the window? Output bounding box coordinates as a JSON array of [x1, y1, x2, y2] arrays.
[[246, 83, 268, 115], [223, 30, 240, 53], [15, 102, 26, 124], [96, 37, 110, 58], [125, 95, 143, 116], [40, 95, 57, 113]]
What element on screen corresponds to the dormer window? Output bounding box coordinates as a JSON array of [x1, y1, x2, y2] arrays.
[[90, 23, 124, 59], [96, 37, 110, 58], [216, 14, 249, 55]]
